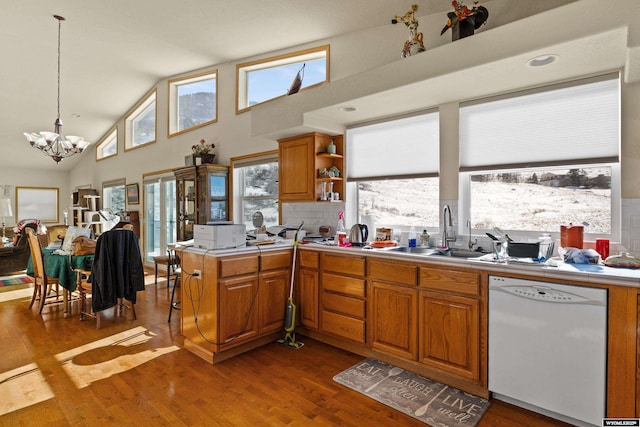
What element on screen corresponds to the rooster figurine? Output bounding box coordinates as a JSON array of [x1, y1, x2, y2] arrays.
[[440, 1, 489, 40]]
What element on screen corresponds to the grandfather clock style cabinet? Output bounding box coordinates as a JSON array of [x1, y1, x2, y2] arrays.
[[174, 164, 229, 242]]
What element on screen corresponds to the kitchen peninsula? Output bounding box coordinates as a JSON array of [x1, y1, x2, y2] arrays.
[[181, 241, 640, 420]]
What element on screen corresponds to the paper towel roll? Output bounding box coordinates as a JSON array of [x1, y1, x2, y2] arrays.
[[361, 214, 375, 242]]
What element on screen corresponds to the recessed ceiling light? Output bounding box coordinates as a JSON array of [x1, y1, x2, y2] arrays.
[[527, 54, 559, 67], [340, 106, 357, 112]]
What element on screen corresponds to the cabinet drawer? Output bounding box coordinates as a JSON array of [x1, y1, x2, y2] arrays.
[[322, 253, 365, 277], [419, 267, 480, 296], [322, 310, 365, 343], [322, 273, 365, 298], [219, 255, 259, 278], [260, 250, 291, 271], [368, 259, 417, 286], [323, 293, 365, 319], [299, 250, 319, 269]]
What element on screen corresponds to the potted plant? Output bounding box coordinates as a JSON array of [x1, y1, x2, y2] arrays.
[[192, 139, 216, 164]]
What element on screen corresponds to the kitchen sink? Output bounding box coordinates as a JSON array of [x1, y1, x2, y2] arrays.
[[379, 246, 488, 258], [384, 246, 441, 255], [446, 249, 488, 258]]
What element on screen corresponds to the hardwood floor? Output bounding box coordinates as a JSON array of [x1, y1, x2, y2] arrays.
[[0, 272, 570, 426]]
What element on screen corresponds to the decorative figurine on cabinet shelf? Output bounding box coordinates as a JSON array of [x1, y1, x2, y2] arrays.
[[329, 166, 340, 178], [392, 4, 426, 58], [440, 1, 489, 41], [327, 139, 337, 154]]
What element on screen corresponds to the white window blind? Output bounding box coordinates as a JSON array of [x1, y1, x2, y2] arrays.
[[459, 74, 619, 171], [347, 111, 439, 180]]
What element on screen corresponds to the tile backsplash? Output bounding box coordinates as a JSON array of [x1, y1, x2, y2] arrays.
[[281, 201, 345, 234]]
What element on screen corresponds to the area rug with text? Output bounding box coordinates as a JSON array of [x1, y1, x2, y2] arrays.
[[333, 358, 489, 427], [0, 274, 34, 291]]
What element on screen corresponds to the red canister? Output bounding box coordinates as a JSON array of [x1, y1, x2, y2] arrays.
[[595, 239, 610, 260], [560, 224, 584, 248]]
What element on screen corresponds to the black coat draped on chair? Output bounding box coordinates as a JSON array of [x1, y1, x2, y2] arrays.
[[90, 229, 145, 312]]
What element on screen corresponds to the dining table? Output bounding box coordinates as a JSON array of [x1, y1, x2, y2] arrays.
[[26, 247, 94, 317]]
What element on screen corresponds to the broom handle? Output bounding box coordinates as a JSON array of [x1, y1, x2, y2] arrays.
[[289, 222, 304, 299]]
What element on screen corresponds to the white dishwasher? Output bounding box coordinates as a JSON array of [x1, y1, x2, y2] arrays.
[[488, 275, 607, 427]]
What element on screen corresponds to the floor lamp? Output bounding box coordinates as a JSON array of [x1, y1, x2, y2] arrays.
[[0, 195, 12, 243]]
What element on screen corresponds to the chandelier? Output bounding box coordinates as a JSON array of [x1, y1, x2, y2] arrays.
[[24, 15, 90, 164]]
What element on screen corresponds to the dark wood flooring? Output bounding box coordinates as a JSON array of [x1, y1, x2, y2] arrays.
[[0, 272, 570, 426]]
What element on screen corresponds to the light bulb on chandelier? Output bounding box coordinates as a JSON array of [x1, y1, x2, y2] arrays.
[[24, 15, 90, 164]]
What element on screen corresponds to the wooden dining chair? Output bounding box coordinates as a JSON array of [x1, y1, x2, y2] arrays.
[[75, 268, 102, 328], [26, 227, 60, 314]]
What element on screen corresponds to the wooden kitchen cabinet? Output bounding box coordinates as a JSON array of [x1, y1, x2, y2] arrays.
[[219, 274, 260, 344], [320, 252, 366, 343], [419, 267, 481, 382], [298, 250, 320, 330], [278, 132, 344, 202], [258, 251, 291, 334], [181, 249, 291, 363], [368, 258, 418, 360]]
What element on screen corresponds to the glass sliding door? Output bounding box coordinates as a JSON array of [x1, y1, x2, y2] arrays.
[[143, 174, 176, 265]]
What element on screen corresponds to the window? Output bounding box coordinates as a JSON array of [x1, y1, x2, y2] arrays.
[[125, 89, 156, 150], [236, 45, 329, 113], [346, 111, 440, 230], [231, 152, 279, 229], [168, 70, 217, 137], [102, 179, 125, 213], [143, 172, 176, 263], [459, 74, 620, 240], [96, 127, 117, 161]]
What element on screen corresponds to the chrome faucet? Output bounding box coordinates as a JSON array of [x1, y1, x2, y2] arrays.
[[442, 205, 456, 249]]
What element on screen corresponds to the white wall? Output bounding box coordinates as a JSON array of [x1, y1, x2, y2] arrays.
[[9, 0, 639, 254], [0, 166, 70, 228]]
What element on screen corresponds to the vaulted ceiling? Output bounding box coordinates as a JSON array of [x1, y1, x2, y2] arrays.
[[4, 0, 577, 171]]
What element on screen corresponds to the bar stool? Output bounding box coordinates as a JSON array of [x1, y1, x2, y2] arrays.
[[153, 255, 172, 286]]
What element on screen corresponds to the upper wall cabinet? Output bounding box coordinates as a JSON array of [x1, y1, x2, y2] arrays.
[[278, 132, 343, 203]]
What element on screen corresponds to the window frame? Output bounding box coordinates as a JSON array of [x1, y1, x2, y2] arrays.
[[124, 88, 157, 151], [96, 127, 118, 161], [457, 74, 621, 242], [345, 110, 440, 231], [230, 150, 279, 228], [102, 178, 126, 213], [235, 45, 329, 114], [168, 69, 218, 137]]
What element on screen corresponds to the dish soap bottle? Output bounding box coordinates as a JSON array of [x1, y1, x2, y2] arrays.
[[335, 210, 346, 246], [420, 229, 430, 247], [408, 226, 417, 248]]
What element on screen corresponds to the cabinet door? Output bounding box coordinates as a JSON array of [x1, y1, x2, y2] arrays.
[[299, 268, 319, 329], [369, 281, 418, 360], [419, 291, 480, 381], [278, 135, 315, 201], [174, 167, 197, 241], [219, 275, 259, 345], [259, 269, 289, 334], [197, 164, 229, 223]]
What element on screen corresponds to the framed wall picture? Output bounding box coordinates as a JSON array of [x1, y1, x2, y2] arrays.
[[126, 183, 140, 205], [16, 187, 59, 223]]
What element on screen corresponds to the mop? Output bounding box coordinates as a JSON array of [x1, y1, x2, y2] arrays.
[[276, 222, 305, 349]]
